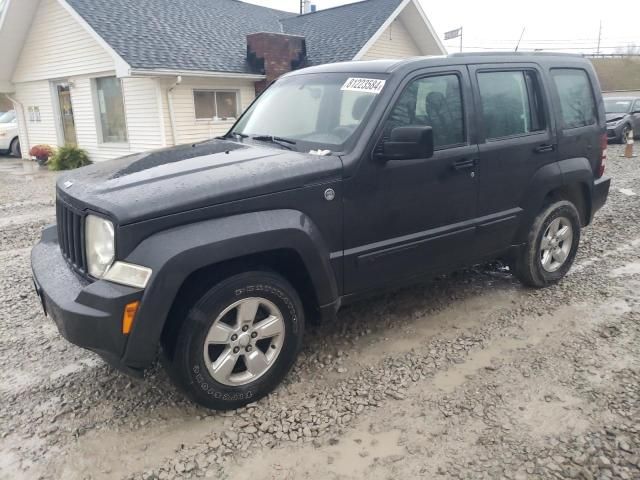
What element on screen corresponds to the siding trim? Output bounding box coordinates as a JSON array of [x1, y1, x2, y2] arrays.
[[130, 69, 265, 80], [155, 79, 167, 147], [56, 0, 131, 77]]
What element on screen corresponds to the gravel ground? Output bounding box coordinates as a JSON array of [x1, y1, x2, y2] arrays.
[[1, 145, 640, 480]]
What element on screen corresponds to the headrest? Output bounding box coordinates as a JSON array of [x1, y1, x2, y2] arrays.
[[352, 95, 373, 121], [425, 91, 446, 112]]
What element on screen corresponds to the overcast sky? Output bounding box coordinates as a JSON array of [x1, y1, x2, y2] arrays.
[[244, 0, 639, 55]]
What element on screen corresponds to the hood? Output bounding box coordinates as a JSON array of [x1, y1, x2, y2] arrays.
[[606, 113, 627, 122], [0, 122, 16, 132], [57, 140, 342, 224]]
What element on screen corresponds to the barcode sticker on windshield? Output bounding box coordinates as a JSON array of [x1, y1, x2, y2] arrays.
[[341, 78, 386, 94]]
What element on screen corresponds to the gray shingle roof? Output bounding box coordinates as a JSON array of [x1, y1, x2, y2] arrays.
[[282, 0, 403, 66], [65, 0, 404, 74]]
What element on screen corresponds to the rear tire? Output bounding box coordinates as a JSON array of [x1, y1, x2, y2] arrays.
[[514, 200, 581, 288], [164, 271, 305, 410], [619, 124, 631, 144], [9, 137, 20, 158]]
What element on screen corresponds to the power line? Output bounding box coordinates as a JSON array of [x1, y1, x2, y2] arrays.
[[458, 45, 635, 51], [444, 38, 639, 45]]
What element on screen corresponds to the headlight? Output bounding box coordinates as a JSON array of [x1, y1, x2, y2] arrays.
[[85, 215, 115, 277]]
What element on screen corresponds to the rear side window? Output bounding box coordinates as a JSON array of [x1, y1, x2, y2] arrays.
[[384, 74, 465, 149], [551, 69, 597, 129], [477, 71, 546, 139]]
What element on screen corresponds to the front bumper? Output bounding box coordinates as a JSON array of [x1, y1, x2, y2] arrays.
[[31, 225, 144, 376], [591, 176, 611, 221], [606, 124, 623, 141]]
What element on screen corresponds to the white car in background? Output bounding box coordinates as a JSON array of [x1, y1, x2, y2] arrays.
[[0, 110, 20, 157]]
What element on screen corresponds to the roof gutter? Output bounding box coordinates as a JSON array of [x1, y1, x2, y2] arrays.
[[5, 94, 30, 157], [130, 69, 266, 81], [167, 76, 182, 147]]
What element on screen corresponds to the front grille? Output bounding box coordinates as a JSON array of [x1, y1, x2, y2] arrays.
[[56, 198, 87, 273]]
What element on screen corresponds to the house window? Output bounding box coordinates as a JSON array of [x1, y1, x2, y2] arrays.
[[95, 76, 128, 143], [194, 90, 239, 121]]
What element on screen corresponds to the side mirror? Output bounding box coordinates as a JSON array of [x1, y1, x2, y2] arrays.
[[382, 126, 434, 161]]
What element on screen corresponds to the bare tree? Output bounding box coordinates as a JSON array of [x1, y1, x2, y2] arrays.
[[615, 44, 640, 55]]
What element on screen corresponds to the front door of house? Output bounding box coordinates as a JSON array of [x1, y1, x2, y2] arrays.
[[55, 82, 77, 146]]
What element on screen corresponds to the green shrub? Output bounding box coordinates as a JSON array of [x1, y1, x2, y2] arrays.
[[48, 145, 91, 171]]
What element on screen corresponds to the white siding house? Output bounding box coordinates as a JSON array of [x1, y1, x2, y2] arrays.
[[0, 0, 445, 162]]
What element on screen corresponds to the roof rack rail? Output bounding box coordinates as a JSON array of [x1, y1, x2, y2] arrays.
[[450, 51, 582, 57]]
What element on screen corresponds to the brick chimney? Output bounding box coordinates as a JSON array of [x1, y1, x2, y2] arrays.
[[247, 32, 307, 96]]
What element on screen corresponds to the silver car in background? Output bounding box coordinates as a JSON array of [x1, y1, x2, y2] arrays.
[[605, 97, 640, 143]]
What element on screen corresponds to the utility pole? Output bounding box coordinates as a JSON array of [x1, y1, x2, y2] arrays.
[[515, 27, 526, 52], [460, 26, 463, 53], [596, 20, 602, 55]]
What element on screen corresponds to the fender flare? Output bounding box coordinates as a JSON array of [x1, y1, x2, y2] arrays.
[[514, 157, 593, 243], [121, 209, 338, 368]]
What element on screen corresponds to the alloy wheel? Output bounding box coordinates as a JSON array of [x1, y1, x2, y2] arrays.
[[203, 297, 285, 386], [540, 216, 573, 273]]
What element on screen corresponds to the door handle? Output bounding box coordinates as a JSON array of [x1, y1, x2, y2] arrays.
[[534, 144, 555, 154], [453, 158, 477, 170]]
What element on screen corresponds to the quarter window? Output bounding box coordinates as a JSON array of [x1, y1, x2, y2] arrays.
[[384, 74, 464, 149], [95, 76, 128, 143], [477, 71, 545, 139], [551, 69, 597, 129], [194, 91, 239, 121]]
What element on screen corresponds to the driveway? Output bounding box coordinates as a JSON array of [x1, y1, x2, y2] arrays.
[[1, 145, 639, 480]]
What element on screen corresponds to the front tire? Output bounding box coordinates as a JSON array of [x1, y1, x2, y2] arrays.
[[514, 200, 581, 288], [165, 271, 305, 410], [9, 137, 20, 157]]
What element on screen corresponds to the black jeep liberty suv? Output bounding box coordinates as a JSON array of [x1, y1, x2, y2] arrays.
[[32, 54, 611, 410]]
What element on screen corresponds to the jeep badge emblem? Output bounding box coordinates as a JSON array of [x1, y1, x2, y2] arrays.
[[63, 181, 73, 189], [324, 188, 335, 201]]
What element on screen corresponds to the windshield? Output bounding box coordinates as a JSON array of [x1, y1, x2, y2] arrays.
[[231, 73, 387, 152], [604, 99, 632, 114], [0, 110, 16, 123]]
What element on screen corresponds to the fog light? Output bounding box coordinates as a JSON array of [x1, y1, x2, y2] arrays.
[[103, 261, 152, 289], [122, 301, 140, 335]]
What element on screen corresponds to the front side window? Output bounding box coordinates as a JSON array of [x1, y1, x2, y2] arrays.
[[232, 73, 383, 151], [551, 69, 597, 129], [477, 71, 545, 139], [194, 91, 239, 121], [0, 110, 15, 123], [95, 76, 127, 143], [384, 74, 464, 149]]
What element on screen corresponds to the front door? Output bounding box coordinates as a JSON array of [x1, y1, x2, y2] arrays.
[[55, 82, 77, 146], [343, 67, 479, 294]]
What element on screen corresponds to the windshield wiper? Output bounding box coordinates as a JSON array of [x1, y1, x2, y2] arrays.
[[251, 135, 297, 150]]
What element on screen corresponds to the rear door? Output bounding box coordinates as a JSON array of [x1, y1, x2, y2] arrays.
[[469, 63, 556, 256]]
